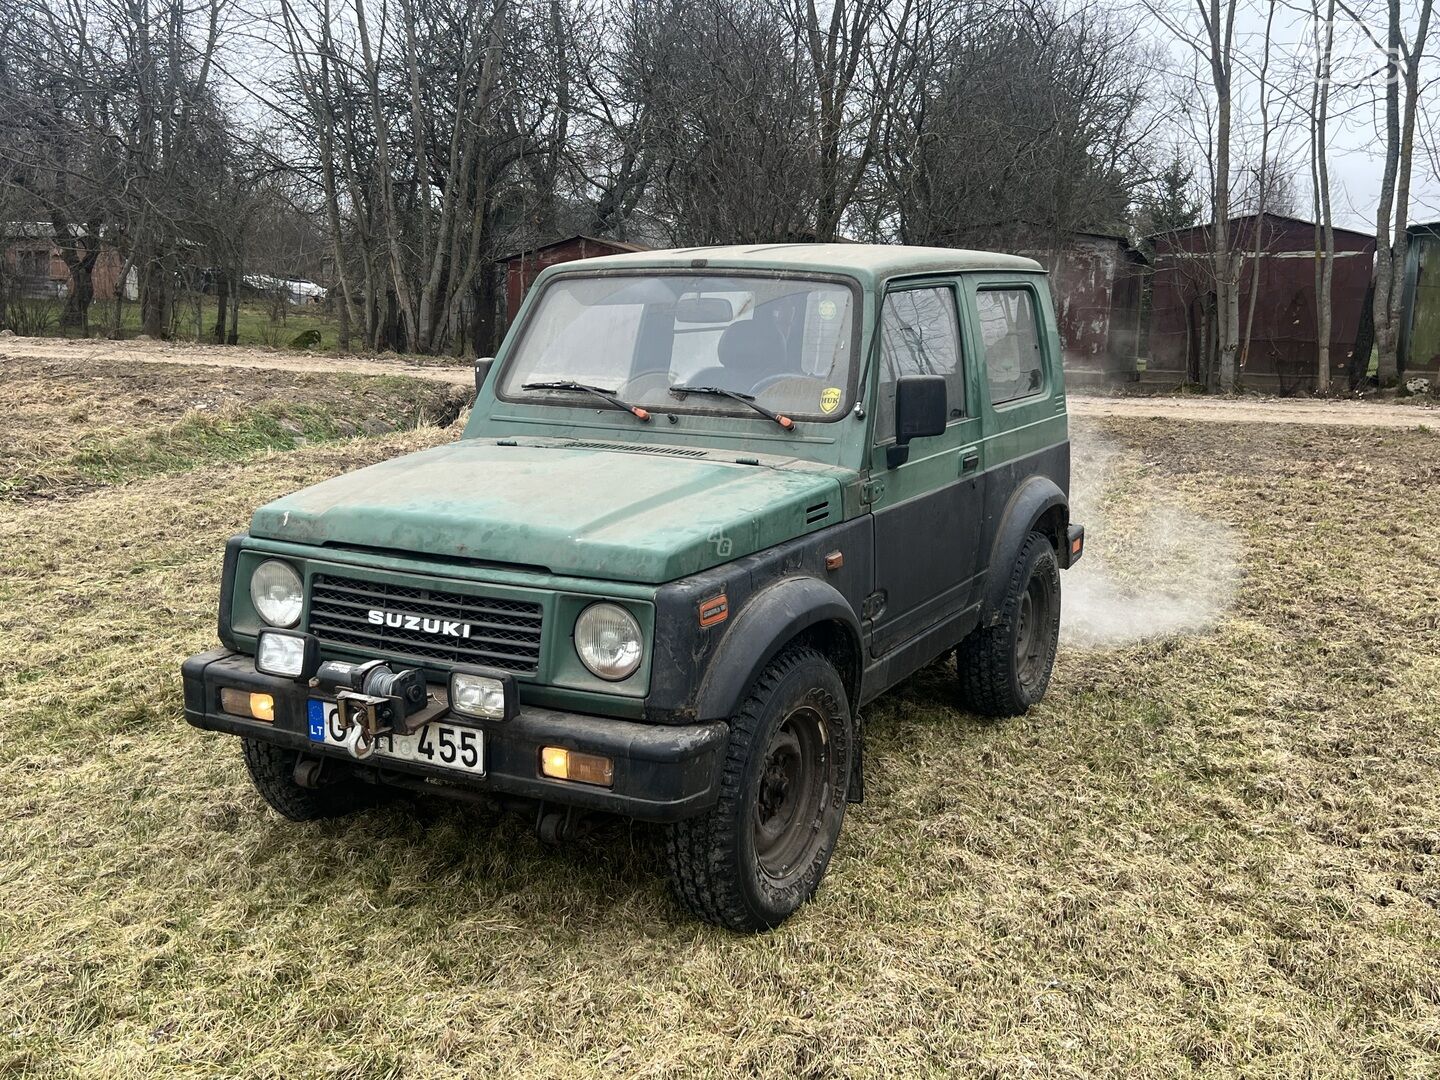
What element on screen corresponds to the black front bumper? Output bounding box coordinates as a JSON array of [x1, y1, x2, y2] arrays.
[[182, 649, 729, 822]]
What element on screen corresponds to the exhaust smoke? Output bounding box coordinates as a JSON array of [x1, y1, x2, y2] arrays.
[[1061, 432, 1242, 648]]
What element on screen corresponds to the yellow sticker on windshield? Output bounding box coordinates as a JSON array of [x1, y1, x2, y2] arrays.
[[818, 299, 838, 320], [820, 387, 842, 414]]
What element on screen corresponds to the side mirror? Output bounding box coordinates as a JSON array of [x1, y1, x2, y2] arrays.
[[474, 356, 495, 396], [887, 374, 947, 468]]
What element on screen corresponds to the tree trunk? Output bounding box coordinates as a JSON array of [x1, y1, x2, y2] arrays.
[[212, 268, 229, 344], [228, 268, 240, 344], [1372, 0, 1404, 385]]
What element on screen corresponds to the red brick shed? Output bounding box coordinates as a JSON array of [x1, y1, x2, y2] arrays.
[[1146, 213, 1375, 393], [2, 222, 133, 301], [501, 235, 649, 327]]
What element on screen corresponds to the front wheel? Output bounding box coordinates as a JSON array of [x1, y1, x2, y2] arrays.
[[665, 645, 853, 932], [955, 531, 1061, 717], [241, 738, 382, 821]]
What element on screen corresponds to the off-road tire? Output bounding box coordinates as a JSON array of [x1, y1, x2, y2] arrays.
[[665, 645, 853, 932], [241, 738, 378, 821], [956, 531, 1061, 717]]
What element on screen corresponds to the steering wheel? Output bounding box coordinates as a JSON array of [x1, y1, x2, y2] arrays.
[[616, 371, 673, 401]]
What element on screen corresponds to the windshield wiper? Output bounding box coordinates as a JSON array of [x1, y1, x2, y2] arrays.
[[668, 384, 796, 431], [522, 381, 650, 422]]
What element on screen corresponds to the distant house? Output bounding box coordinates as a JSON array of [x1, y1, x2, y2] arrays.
[[1147, 213, 1375, 393], [1399, 222, 1440, 379], [500, 234, 649, 327], [1, 222, 135, 301], [1016, 230, 1147, 388]]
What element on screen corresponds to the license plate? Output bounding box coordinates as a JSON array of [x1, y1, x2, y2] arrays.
[[307, 699, 484, 775]]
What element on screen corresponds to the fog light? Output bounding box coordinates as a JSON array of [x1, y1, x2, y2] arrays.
[[539, 747, 613, 787], [449, 669, 513, 720], [221, 688, 275, 723], [255, 630, 319, 680]]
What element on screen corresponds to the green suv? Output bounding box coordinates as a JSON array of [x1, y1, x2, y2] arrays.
[[183, 244, 1084, 931]]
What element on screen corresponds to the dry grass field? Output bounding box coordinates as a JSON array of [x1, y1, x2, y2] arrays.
[[2, 355, 1438, 1078]]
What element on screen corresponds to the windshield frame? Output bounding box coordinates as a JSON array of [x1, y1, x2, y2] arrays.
[[494, 268, 866, 424]]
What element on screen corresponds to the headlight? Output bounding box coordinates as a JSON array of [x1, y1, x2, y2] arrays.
[[450, 669, 514, 720], [255, 629, 319, 679], [574, 602, 643, 681], [249, 559, 303, 628]]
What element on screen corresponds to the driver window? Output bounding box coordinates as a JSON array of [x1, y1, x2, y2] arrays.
[[874, 286, 963, 443]]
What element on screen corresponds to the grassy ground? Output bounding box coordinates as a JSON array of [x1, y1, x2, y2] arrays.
[[15, 298, 344, 352], [2, 362, 1438, 1077], [0, 357, 467, 500]]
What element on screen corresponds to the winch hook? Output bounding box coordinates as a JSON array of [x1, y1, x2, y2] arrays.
[[340, 721, 376, 761]]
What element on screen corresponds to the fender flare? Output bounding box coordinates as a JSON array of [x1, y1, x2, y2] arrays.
[[981, 475, 1068, 625], [693, 575, 862, 723]]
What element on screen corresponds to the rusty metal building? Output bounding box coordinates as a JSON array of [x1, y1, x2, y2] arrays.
[[1399, 222, 1440, 379], [1146, 213, 1375, 393], [1018, 230, 1147, 388], [502, 234, 649, 328]]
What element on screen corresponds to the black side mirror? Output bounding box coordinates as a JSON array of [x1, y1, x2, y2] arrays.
[[887, 374, 947, 468], [474, 356, 496, 396]]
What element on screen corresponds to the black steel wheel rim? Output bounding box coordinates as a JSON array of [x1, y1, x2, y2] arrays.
[[752, 704, 829, 879], [1015, 571, 1055, 688]]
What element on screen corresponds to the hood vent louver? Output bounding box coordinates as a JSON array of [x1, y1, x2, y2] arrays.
[[805, 500, 832, 525], [563, 440, 709, 458]]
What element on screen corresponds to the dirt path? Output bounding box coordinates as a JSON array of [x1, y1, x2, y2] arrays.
[[4, 335, 1436, 427], [1069, 393, 1437, 429]]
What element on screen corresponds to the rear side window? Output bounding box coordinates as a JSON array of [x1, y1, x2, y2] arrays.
[[874, 286, 963, 441], [977, 289, 1045, 405]]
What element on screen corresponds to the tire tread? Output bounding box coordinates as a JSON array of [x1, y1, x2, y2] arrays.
[[956, 532, 1059, 717]]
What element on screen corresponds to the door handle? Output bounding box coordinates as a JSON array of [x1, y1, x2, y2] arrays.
[[961, 450, 980, 474]]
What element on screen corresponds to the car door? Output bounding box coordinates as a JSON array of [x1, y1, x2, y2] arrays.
[[964, 276, 1068, 574], [867, 279, 985, 658]]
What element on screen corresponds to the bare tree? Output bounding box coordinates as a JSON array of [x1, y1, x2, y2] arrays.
[[1310, 0, 1338, 393], [1147, 0, 1243, 391]]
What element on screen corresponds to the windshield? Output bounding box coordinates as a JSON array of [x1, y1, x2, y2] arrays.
[[499, 273, 859, 421]]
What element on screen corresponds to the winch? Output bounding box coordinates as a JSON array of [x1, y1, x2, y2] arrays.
[[311, 659, 444, 759]]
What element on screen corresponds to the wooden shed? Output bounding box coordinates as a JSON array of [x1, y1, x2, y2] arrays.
[[1146, 213, 1375, 393], [1399, 222, 1440, 380], [501, 235, 649, 327]]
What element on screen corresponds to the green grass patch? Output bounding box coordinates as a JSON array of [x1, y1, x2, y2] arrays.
[[2, 416, 1438, 1077], [0, 358, 468, 500]]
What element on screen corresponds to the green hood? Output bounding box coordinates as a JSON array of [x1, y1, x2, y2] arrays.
[[249, 439, 847, 584]]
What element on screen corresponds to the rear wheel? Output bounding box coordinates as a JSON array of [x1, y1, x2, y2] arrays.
[[241, 738, 380, 821], [665, 645, 853, 931], [955, 531, 1061, 716]]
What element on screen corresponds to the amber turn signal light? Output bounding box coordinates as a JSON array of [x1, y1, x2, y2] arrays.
[[220, 688, 275, 723], [539, 746, 614, 787]]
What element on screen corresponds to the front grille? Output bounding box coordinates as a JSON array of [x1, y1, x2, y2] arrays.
[[306, 573, 543, 673]]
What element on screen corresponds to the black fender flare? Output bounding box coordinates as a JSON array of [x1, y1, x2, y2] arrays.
[[981, 475, 1068, 625], [693, 575, 862, 723]]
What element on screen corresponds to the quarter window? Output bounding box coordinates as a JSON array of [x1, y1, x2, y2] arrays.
[[977, 289, 1045, 405], [875, 286, 963, 441]]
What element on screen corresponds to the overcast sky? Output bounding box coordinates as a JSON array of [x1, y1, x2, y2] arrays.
[[1140, 0, 1440, 233]]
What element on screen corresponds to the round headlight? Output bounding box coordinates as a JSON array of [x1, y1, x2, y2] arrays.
[[249, 560, 303, 628], [574, 602, 643, 681]]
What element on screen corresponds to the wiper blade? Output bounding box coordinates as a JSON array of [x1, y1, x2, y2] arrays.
[[668, 384, 795, 431], [522, 380, 651, 422]]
